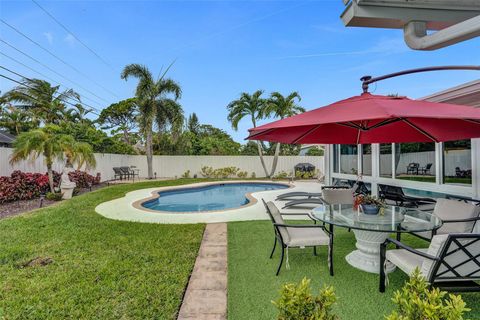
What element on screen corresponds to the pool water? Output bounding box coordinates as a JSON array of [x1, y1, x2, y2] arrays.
[[142, 183, 288, 212]]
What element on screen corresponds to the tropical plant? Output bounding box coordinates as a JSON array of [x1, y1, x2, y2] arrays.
[[385, 268, 469, 320], [4, 78, 80, 125], [227, 90, 270, 177], [121, 63, 182, 179], [187, 112, 200, 134], [0, 106, 38, 134], [9, 125, 96, 193], [272, 277, 338, 320], [264, 91, 305, 176], [97, 98, 138, 144]]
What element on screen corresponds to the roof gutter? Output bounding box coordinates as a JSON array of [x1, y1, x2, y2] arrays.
[[404, 15, 480, 50]]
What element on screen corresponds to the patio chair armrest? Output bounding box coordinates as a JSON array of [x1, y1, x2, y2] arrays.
[[441, 216, 480, 223], [383, 238, 439, 261], [322, 185, 349, 190], [274, 223, 324, 229]]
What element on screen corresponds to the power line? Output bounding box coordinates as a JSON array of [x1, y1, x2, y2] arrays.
[[0, 51, 103, 110], [31, 0, 115, 70], [0, 19, 120, 99], [0, 72, 100, 116], [0, 38, 109, 105], [0, 64, 102, 113]]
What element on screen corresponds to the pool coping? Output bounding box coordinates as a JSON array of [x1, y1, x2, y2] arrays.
[[131, 180, 292, 214]]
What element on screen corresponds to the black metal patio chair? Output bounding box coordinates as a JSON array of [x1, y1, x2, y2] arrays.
[[113, 167, 126, 180], [262, 199, 334, 276], [380, 233, 480, 293]]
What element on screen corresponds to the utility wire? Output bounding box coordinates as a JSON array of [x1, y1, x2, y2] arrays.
[[0, 73, 100, 116], [0, 64, 102, 113], [31, 0, 115, 71], [0, 19, 120, 99], [0, 52, 103, 110], [0, 38, 109, 105]]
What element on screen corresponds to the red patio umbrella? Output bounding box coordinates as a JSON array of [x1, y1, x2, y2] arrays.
[[247, 93, 480, 144]]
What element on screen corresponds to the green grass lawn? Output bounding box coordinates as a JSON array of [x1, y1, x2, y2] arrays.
[[228, 221, 480, 320], [0, 179, 206, 320]]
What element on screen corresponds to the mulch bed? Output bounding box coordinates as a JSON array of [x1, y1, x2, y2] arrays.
[[0, 183, 108, 220]]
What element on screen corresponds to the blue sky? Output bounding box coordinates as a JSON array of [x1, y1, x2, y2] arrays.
[[1, 0, 479, 142]]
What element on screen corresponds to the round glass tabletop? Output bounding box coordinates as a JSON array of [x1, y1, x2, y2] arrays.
[[310, 204, 442, 233]]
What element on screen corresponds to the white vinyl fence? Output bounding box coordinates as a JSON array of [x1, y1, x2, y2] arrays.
[[0, 147, 324, 181]]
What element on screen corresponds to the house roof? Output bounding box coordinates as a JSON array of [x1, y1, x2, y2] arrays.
[[0, 130, 16, 144], [421, 80, 480, 107]]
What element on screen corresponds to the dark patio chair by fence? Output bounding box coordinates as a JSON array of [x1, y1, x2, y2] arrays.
[[113, 167, 126, 180], [129, 166, 139, 181], [420, 163, 433, 175], [120, 167, 132, 180], [379, 233, 480, 293], [406, 162, 419, 175], [262, 200, 333, 276]]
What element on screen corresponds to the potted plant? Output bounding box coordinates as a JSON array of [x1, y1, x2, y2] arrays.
[[354, 194, 385, 215]]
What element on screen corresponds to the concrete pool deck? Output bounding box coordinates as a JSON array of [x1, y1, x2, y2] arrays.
[[95, 180, 322, 224]]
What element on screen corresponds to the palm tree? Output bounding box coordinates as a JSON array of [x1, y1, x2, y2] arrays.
[[4, 78, 80, 125], [65, 104, 93, 124], [10, 125, 96, 193], [227, 90, 270, 177], [265, 92, 305, 176], [0, 106, 38, 135], [121, 64, 182, 179]]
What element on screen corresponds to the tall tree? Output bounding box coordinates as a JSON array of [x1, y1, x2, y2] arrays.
[[121, 64, 181, 179], [264, 91, 305, 176], [227, 90, 270, 177], [5, 78, 80, 125], [10, 125, 96, 193], [187, 112, 200, 134], [0, 106, 38, 135], [97, 98, 138, 144]]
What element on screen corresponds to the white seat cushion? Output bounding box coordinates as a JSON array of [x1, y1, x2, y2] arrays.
[[386, 248, 429, 277], [434, 199, 479, 234], [421, 234, 448, 279], [285, 227, 329, 247]]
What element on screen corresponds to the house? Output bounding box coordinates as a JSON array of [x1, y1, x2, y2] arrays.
[[0, 130, 15, 148]]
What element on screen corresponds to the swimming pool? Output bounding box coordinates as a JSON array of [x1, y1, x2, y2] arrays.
[[141, 182, 289, 212]]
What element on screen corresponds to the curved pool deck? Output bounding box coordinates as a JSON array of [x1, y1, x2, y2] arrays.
[[95, 180, 322, 224]]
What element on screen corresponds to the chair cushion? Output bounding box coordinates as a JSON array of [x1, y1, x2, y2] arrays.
[[434, 199, 479, 234], [386, 248, 429, 276], [322, 188, 354, 205], [266, 201, 290, 243], [421, 234, 448, 279], [285, 227, 329, 247]]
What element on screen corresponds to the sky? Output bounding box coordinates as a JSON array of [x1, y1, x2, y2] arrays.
[[1, 0, 479, 142]]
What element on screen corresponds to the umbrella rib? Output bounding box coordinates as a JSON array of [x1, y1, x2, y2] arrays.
[[401, 118, 439, 143], [245, 128, 275, 140], [336, 122, 361, 130], [292, 124, 322, 144], [367, 118, 402, 130], [463, 119, 480, 125]]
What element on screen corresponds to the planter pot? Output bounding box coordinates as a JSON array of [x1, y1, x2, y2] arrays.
[[61, 187, 75, 200], [361, 204, 380, 215]]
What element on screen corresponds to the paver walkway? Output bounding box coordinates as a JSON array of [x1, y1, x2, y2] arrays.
[[178, 223, 227, 320]]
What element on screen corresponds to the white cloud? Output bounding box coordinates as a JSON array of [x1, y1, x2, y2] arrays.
[[277, 36, 409, 60], [43, 32, 53, 44], [64, 33, 76, 47]]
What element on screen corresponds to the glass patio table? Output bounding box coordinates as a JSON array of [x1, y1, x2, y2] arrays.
[[309, 204, 442, 274]]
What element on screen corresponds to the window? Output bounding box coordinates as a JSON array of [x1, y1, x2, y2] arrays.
[[395, 143, 435, 183], [362, 144, 372, 176], [379, 143, 392, 178], [340, 144, 358, 175], [443, 140, 471, 185]]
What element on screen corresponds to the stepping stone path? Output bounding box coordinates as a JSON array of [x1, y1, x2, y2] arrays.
[[178, 223, 227, 320]]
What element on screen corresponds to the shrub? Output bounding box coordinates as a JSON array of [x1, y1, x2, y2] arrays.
[[275, 171, 290, 179], [251, 172, 256, 178], [237, 171, 248, 178], [46, 192, 63, 201], [385, 268, 470, 320], [67, 170, 100, 188], [0, 170, 99, 204], [181, 170, 191, 179], [200, 166, 214, 178], [272, 277, 338, 320]]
